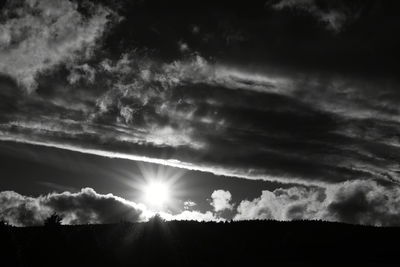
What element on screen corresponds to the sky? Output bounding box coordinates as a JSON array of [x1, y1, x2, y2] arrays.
[[1, 0, 400, 226]]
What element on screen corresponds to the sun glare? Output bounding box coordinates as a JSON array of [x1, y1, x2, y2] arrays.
[[125, 162, 185, 212], [144, 181, 170, 208]]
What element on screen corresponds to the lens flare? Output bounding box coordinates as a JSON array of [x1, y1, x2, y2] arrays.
[[144, 181, 170, 208]]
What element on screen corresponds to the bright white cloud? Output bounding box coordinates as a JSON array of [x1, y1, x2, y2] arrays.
[[0, 132, 330, 187], [183, 200, 197, 209], [234, 180, 400, 226], [211, 190, 234, 212], [234, 186, 323, 221], [161, 210, 220, 222]]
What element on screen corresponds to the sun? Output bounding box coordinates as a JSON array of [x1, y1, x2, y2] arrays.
[[143, 181, 170, 208], [125, 162, 185, 211]]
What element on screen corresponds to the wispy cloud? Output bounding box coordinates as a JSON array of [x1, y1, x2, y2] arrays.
[[269, 0, 361, 33], [0, 0, 114, 92], [0, 135, 317, 186], [2, 50, 400, 186]]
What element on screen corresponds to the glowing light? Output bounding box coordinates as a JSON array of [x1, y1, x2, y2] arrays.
[[121, 162, 186, 212], [144, 181, 170, 208]]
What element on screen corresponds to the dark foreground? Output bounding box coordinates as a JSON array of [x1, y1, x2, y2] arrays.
[[1, 220, 399, 267]]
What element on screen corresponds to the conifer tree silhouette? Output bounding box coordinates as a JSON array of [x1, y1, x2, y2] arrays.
[[44, 213, 63, 227]]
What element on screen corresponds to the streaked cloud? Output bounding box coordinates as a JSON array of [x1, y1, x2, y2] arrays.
[[2, 51, 400, 186]]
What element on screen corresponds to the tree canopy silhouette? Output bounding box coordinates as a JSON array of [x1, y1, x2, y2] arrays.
[[44, 213, 63, 227], [0, 220, 399, 267], [0, 220, 8, 228], [148, 213, 164, 224]]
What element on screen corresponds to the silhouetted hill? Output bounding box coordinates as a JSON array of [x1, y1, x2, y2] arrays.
[[1, 220, 399, 267]]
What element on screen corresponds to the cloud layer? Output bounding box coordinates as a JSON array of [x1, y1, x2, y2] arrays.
[[1, 1, 399, 188], [2, 181, 400, 226], [2, 53, 400, 187], [0, 0, 112, 92], [235, 180, 400, 226], [1, 0, 400, 226], [0, 188, 150, 226], [0, 188, 222, 226]]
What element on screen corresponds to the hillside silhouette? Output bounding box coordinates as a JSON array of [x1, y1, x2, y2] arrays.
[[1, 218, 399, 267]]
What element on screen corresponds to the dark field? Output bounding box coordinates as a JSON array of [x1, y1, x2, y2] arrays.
[[1, 219, 399, 267]]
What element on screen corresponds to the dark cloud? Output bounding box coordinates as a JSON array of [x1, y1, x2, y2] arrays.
[[326, 180, 400, 226], [93, 0, 400, 79], [0, 188, 150, 226], [0, 188, 222, 226], [269, 0, 364, 32], [2, 53, 400, 186]]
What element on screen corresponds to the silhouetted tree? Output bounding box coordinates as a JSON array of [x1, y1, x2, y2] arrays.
[[148, 213, 164, 224], [0, 220, 8, 228], [44, 213, 63, 227]]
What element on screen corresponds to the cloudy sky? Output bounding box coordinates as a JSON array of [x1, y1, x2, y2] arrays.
[[1, 0, 400, 227]]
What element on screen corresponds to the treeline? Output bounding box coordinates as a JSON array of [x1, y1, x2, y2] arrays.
[[0, 217, 399, 267]]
